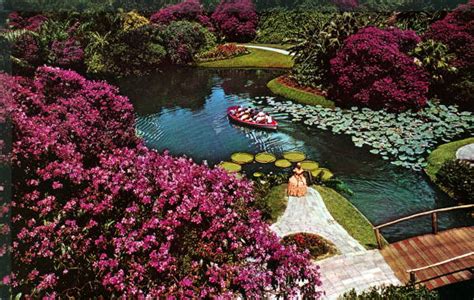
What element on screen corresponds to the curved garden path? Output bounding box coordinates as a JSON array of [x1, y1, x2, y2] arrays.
[[271, 188, 364, 253], [271, 187, 400, 299], [241, 44, 294, 56]]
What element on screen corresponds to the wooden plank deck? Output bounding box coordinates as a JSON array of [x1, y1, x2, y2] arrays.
[[380, 227, 474, 290]]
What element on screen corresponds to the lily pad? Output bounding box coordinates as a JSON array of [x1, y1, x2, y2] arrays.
[[311, 169, 322, 177], [255, 152, 277, 164], [219, 161, 241, 173], [300, 160, 319, 171], [231, 152, 254, 164], [275, 159, 292, 168], [283, 151, 306, 162], [319, 169, 334, 181], [253, 172, 264, 178]]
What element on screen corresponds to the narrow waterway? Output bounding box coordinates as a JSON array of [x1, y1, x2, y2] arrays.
[[115, 67, 473, 243]]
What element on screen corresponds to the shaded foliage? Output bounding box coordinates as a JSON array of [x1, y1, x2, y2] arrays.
[[437, 159, 474, 203]]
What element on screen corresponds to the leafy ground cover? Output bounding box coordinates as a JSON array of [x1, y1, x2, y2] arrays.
[[197, 48, 293, 69], [267, 76, 335, 108], [315, 185, 381, 249]]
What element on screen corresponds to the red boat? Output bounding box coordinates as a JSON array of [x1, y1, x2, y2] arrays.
[[227, 106, 278, 130]]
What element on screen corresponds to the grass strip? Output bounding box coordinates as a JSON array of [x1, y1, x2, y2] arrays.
[[267, 77, 335, 108]]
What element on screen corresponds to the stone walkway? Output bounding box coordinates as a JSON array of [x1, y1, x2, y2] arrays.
[[241, 44, 293, 56], [319, 251, 401, 299], [270, 187, 401, 299], [271, 188, 365, 254]]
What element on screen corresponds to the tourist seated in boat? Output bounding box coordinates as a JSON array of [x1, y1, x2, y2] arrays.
[[266, 115, 273, 124], [254, 111, 267, 123], [240, 113, 251, 121], [288, 162, 307, 197]]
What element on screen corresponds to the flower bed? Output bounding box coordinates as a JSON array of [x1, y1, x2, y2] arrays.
[[282, 232, 338, 260], [197, 43, 249, 62], [267, 76, 335, 108]]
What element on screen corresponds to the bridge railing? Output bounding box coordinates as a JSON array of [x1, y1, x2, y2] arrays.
[[373, 204, 474, 249], [407, 251, 474, 283]]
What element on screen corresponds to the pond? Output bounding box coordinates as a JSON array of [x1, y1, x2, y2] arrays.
[[115, 67, 473, 242]]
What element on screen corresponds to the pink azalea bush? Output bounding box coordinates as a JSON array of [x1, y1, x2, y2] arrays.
[[330, 27, 429, 112], [150, 0, 212, 28], [211, 0, 258, 42], [1, 67, 322, 298]]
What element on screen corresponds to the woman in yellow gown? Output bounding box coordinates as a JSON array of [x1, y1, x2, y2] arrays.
[[287, 163, 307, 197]]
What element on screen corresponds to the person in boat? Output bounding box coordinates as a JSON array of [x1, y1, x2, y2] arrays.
[[287, 162, 307, 197], [240, 113, 251, 121], [266, 115, 273, 124], [254, 111, 267, 123]]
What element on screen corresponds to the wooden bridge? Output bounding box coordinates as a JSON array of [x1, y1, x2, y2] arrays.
[[373, 204, 474, 290]]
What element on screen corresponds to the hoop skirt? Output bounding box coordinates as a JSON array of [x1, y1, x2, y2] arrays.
[[287, 175, 307, 197]]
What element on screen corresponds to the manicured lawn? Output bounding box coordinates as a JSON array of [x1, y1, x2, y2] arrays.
[[267, 77, 335, 108], [196, 48, 293, 69], [314, 185, 380, 249], [264, 184, 288, 223], [425, 137, 474, 181]]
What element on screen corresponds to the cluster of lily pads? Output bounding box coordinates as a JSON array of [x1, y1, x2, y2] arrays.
[[218, 151, 334, 181], [263, 99, 474, 171]]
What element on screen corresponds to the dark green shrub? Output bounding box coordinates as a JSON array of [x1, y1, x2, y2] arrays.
[[162, 20, 216, 65], [437, 159, 474, 203], [256, 10, 330, 44], [289, 12, 378, 89], [85, 24, 166, 76], [252, 173, 289, 221], [341, 284, 439, 299]]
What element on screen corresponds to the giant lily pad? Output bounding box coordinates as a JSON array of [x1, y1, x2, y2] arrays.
[[283, 151, 306, 162], [253, 172, 264, 178], [311, 169, 322, 177], [300, 160, 319, 171], [219, 161, 241, 173], [319, 169, 334, 181], [231, 152, 254, 164], [275, 159, 292, 168], [255, 152, 277, 164]]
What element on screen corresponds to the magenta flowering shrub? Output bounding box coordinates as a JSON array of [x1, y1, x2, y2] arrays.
[[424, 0, 473, 110], [150, 0, 212, 28], [49, 38, 84, 68], [7, 12, 47, 31], [211, 0, 258, 42], [424, 0, 474, 69], [2, 67, 322, 298], [330, 27, 429, 112]]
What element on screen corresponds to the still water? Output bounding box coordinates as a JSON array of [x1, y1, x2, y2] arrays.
[[116, 67, 473, 242]]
